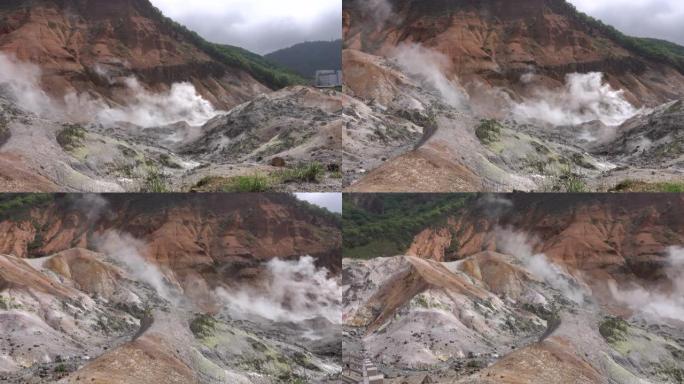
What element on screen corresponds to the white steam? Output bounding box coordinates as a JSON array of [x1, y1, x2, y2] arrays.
[[0, 53, 57, 117], [392, 43, 468, 108], [66, 77, 218, 127], [496, 227, 585, 303], [94, 231, 173, 301], [70, 194, 110, 224], [609, 246, 684, 321], [360, 0, 394, 23], [216, 256, 341, 324], [512, 72, 638, 127], [0, 52, 218, 128]]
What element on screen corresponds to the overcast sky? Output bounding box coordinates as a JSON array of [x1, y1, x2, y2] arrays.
[[295, 193, 342, 213], [568, 0, 684, 45], [150, 0, 342, 54]]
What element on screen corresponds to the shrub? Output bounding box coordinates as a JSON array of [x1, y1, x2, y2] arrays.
[[190, 314, 217, 339], [56, 124, 86, 152], [224, 174, 272, 192], [611, 180, 684, 193], [278, 162, 325, 183], [475, 119, 502, 144], [599, 316, 629, 343], [140, 168, 170, 193]]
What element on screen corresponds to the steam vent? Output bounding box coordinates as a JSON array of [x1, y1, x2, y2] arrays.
[[0, 0, 683, 383]]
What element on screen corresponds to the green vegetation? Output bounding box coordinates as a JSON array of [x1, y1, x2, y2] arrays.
[[445, 231, 460, 255], [0, 194, 53, 220], [599, 316, 629, 344], [159, 154, 182, 169], [192, 162, 330, 192], [475, 119, 502, 144], [291, 196, 342, 226], [610, 180, 684, 193], [0, 115, 9, 147], [547, 166, 587, 192], [414, 0, 684, 73], [0, 295, 19, 310], [145, 4, 306, 89], [56, 124, 86, 152], [264, 40, 342, 79], [277, 162, 325, 183], [550, 2, 684, 73], [343, 194, 472, 258], [190, 314, 217, 339], [140, 168, 170, 193], [224, 174, 272, 192], [54, 364, 67, 373]]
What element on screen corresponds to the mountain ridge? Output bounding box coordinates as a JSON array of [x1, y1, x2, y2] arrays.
[[343, 0, 684, 106], [0, 0, 304, 109], [265, 39, 343, 79]]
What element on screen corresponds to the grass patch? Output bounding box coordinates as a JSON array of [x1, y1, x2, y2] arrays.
[[193, 174, 272, 192], [599, 316, 629, 344], [190, 314, 217, 339], [475, 119, 502, 144], [225, 174, 272, 192], [56, 124, 86, 152], [610, 180, 684, 193], [277, 162, 325, 183], [547, 166, 587, 192], [140, 168, 170, 193]]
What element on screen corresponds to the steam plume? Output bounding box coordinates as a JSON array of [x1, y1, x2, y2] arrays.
[[496, 227, 585, 303], [94, 231, 173, 301], [0, 53, 58, 117], [392, 43, 468, 108], [512, 72, 638, 126], [609, 246, 684, 321], [216, 256, 341, 324], [0, 52, 218, 128]]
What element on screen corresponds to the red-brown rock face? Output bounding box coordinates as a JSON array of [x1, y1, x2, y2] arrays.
[[344, 0, 684, 106], [0, 0, 269, 109], [0, 194, 342, 290], [405, 194, 684, 299]]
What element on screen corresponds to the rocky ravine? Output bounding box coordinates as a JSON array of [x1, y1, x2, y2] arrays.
[[0, 85, 344, 193], [343, 194, 684, 383], [343, 0, 684, 192], [0, 194, 343, 383], [0, 0, 343, 193]]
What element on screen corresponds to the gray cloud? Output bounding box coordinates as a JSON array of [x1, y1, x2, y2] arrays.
[[150, 0, 342, 54], [569, 0, 684, 46], [295, 193, 342, 213]]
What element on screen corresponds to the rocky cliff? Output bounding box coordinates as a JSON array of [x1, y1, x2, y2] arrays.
[[344, 0, 684, 106], [343, 194, 684, 383], [0, 193, 342, 383], [0, 193, 342, 280], [0, 0, 273, 109]]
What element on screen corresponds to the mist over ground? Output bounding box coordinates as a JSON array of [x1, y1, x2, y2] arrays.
[[0, 52, 219, 128]]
